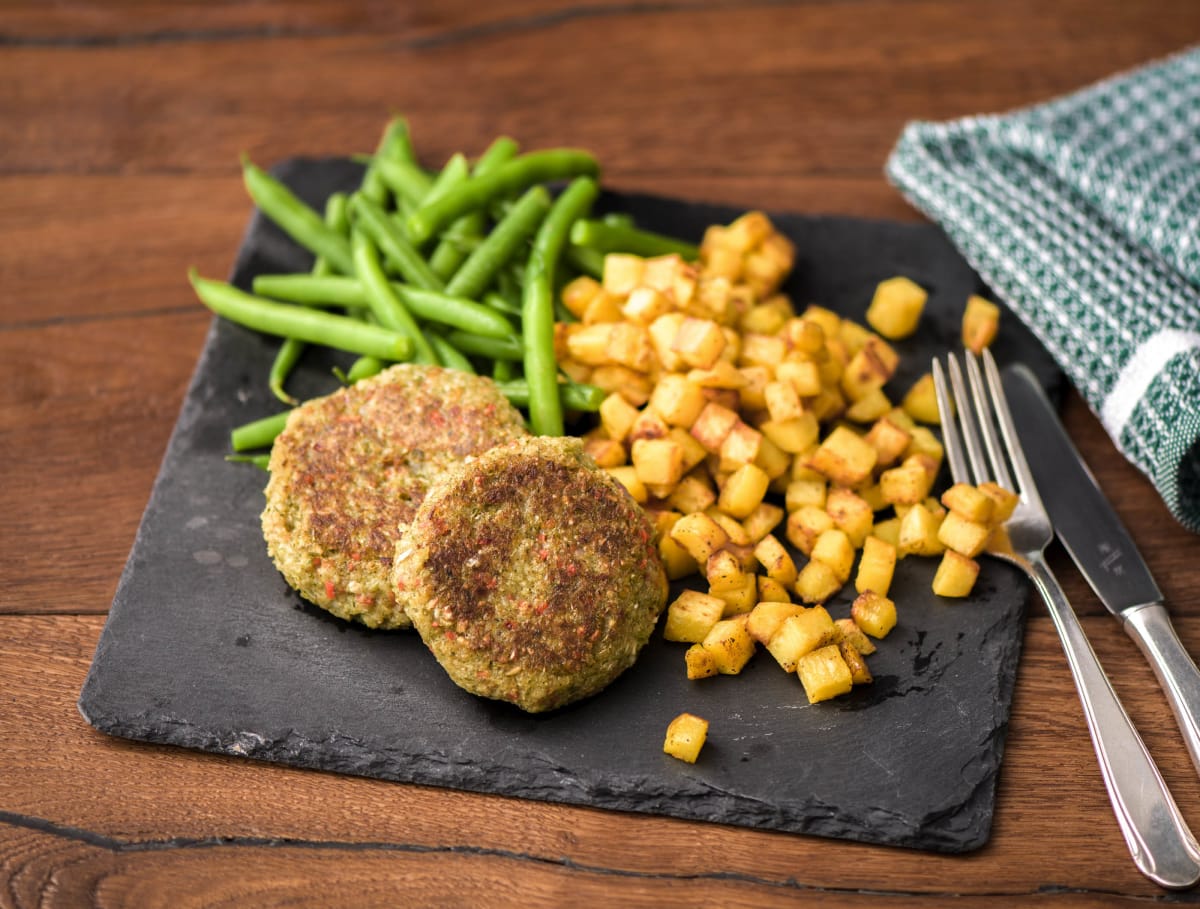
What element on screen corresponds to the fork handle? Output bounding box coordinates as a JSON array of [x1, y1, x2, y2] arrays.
[[1028, 554, 1200, 890], [1123, 603, 1200, 780]]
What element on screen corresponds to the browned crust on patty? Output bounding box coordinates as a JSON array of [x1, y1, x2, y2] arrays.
[[262, 364, 527, 629], [395, 436, 668, 711]]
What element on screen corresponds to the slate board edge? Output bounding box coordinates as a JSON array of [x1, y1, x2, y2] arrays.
[[77, 157, 1045, 855]]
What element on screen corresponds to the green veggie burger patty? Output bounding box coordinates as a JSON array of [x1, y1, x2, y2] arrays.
[[393, 435, 669, 712], [261, 363, 528, 629]]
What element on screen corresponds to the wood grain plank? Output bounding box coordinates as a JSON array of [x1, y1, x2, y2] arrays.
[[2, 613, 1197, 900]]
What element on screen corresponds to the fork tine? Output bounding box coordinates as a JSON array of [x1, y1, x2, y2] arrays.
[[931, 358, 969, 485], [946, 353, 991, 485], [979, 348, 1047, 511], [963, 351, 1016, 492]]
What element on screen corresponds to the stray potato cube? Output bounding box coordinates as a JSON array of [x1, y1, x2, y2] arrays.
[[809, 426, 877, 488], [839, 641, 873, 685], [941, 483, 995, 524], [670, 511, 730, 563], [835, 617, 877, 655], [664, 590, 727, 643], [962, 295, 1001, 353], [809, 529, 856, 583], [794, 557, 843, 604], [631, 438, 685, 487], [664, 712, 709, 763], [797, 644, 854, 704], [901, 373, 941, 425], [685, 644, 718, 679], [851, 590, 898, 639], [855, 535, 898, 596], [701, 617, 757, 674], [753, 533, 799, 586], [747, 600, 805, 644], [866, 276, 928, 340], [937, 510, 992, 558], [766, 605, 837, 671], [756, 575, 794, 604], [932, 550, 982, 597]]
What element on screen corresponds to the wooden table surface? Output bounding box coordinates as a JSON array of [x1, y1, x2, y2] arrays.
[[4, 2, 1200, 905]]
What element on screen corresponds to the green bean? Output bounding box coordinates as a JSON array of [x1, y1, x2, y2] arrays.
[[230, 410, 291, 452], [360, 117, 413, 206], [241, 157, 354, 275], [522, 176, 599, 436], [445, 185, 551, 301], [225, 453, 271, 470], [374, 157, 435, 207], [351, 195, 445, 291], [445, 330, 524, 361], [429, 137, 521, 279], [345, 356, 385, 383], [492, 358, 516, 383], [483, 290, 522, 318], [351, 231, 437, 365], [251, 274, 517, 339], [569, 218, 699, 259], [494, 379, 605, 413], [406, 149, 600, 244], [564, 243, 605, 279], [427, 333, 476, 374], [190, 270, 413, 362]]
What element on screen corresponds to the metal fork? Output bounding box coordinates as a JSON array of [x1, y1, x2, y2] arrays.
[[933, 349, 1200, 890]]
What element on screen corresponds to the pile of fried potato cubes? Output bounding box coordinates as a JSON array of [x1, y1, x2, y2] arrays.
[[554, 213, 1007, 741]]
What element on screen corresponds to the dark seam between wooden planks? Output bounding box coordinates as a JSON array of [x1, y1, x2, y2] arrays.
[[0, 305, 204, 333], [0, 810, 1137, 899]]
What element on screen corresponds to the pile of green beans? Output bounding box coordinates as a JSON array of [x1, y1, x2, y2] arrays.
[[191, 117, 697, 457]]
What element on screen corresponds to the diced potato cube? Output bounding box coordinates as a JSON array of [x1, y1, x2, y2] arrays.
[[664, 590, 727, 643], [705, 509, 752, 547], [648, 375, 707, 428], [742, 502, 784, 543], [962, 295, 1001, 353], [701, 617, 756, 674], [839, 319, 873, 355], [863, 417, 913, 468], [590, 364, 652, 406], [561, 275, 602, 318], [809, 529, 856, 583], [901, 373, 941, 425], [865, 276, 928, 340], [747, 600, 804, 645], [718, 463, 770, 518], [667, 428, 709, 473], [664, 712, 709, 763], [688, 360, 749, 391], [622, 286, 672, 324], [690, 401, 740, 453], [795, 558, 843, 604], [605, 466, 647, 503], [783, 317, 825, 355], [932, 549, 981, 597], [648, 312, 687, 371], [786, 478, 828, 512], [718, 421, 763, 471], [937, 510, 992, 558], [628, 408, 669, 443], [710, 574, 759, 616], [685, 644, 718, 680], [583, 436, 627, 468], [667, 473, 717, 515], [607, 321, 654, 372], [841, 339, 897, 402], [775, 358, 823, 397], [855, 535, 898, 596], [756, 576, 794, 605], [672, 317, 727, 369], [835, 617, 877, 655], [760, 414, 821, 454], [786, 505, 835, 556], [739, 333, 788, 369], [754, 436, 792, 482], [845, 388, 891, 423], [851, 590, 897, 638], [737, 365, 771, 411], [753, 533, 799, 586], [602, 253, 645, 296], [566, 323, 615, 366], [941, 483, 995, 524], [897, 502, 946, 557], [797, 644, 854, 704], [825, 487, 874, 548], [766, 605, 837, 671], [879, 461, 934, 506], [705, 548, 749, 593], [799, 304, 842, 338], [858, 482, 887, 512], [670, 511, 730, 563], [599, 392, 640, 442], [809, 426, 877, 488], [839, 641, 873, 686], [658, 534, 698, 580], [807, 387, 847, 423], [978, 481, 1019, 523], [631, 438, 685, 487], [870, 516, 901, 548], [764, 381, 804, 423], [583, 292, 626, 326], [905, 425, 945, 463]]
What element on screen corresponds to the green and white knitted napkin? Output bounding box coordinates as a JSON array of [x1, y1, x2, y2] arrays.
[[887, 46, 1200, 533]]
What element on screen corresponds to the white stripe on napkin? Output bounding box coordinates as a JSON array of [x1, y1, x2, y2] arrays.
[[1100, 328, 1200, 440]]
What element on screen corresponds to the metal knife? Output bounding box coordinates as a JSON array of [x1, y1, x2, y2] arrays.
[[1004, 363, 1200, 776]]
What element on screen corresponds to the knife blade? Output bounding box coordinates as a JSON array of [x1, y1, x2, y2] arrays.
[[1004, 363, 1200, 776]]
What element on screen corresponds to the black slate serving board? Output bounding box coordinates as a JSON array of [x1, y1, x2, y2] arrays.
[[79, 158, 1062, 853]]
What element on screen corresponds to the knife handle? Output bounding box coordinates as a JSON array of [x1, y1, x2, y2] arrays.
[[1123, 603, 1200, 778], [1029, 555, 1200, 889]]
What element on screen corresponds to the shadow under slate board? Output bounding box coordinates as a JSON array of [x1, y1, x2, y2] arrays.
[[79, 157, 1062, 853]]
